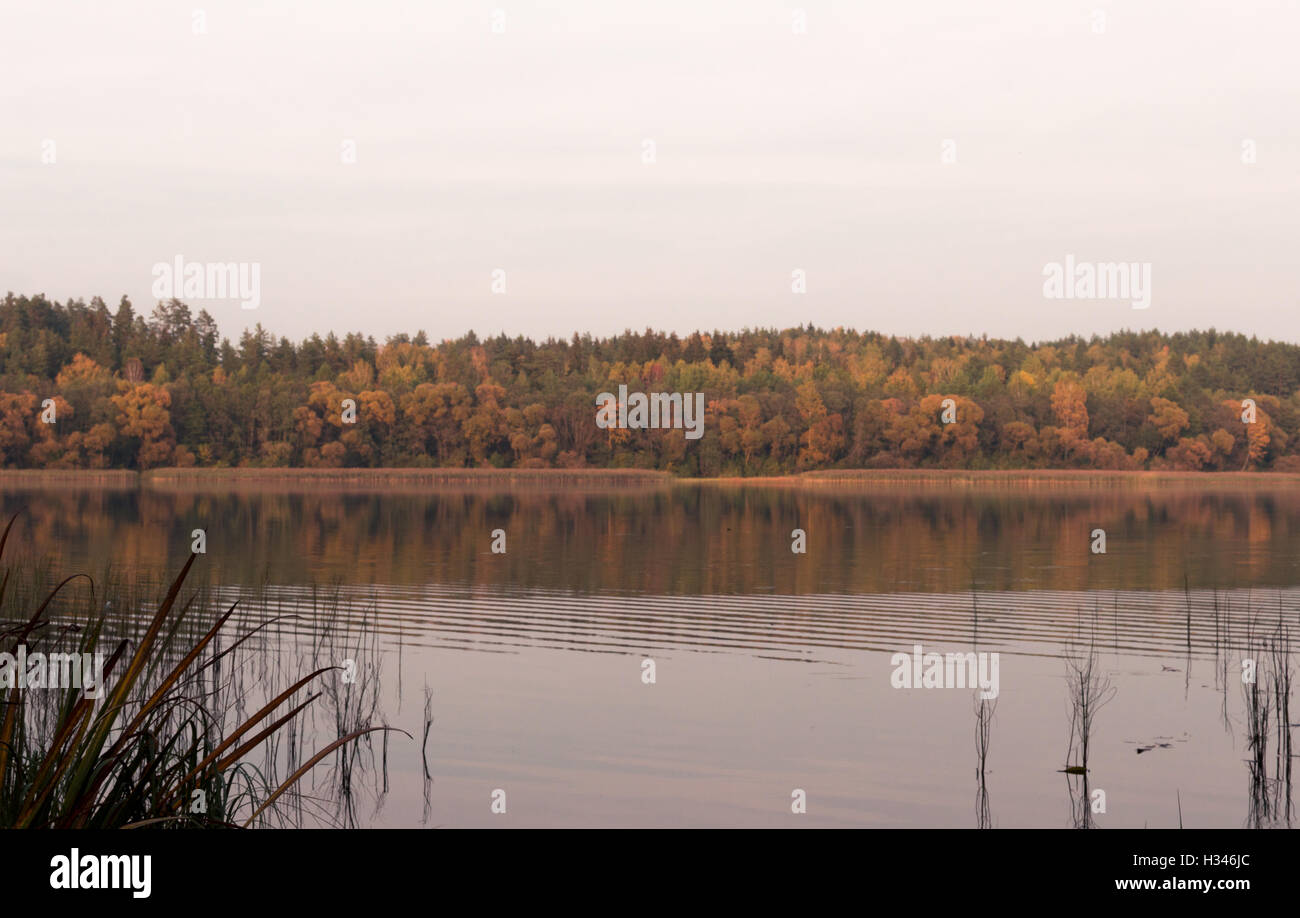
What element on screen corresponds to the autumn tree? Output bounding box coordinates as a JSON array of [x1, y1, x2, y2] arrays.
[[111, 383, 176, 468], [0, 392, 38, 466], [1147, 397, 1189, 445]]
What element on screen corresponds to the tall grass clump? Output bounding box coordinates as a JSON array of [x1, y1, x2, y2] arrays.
[[0, 514, 404, 828]]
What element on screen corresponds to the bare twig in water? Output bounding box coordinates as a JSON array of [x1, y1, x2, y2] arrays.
[[974, 692, 995, 829], [1063, 632, 1116, 829]]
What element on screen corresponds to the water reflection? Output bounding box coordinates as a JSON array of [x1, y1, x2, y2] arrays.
[[5, 482, 1300, 595]]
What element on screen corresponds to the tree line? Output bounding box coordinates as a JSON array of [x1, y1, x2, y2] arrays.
[[2, 292, 1299, 475]]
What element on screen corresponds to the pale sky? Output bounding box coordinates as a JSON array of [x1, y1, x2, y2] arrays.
[[2, 0, 1298, 344]]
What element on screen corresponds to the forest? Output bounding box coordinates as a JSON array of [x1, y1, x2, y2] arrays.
[[2, 292, 1299, 476]]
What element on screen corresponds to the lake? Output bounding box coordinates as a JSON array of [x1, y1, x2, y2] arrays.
[[4, 476, 1298, 828]]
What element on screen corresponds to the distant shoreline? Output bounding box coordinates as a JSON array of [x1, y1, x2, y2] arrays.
[[143, 467, 669, 482], [695, 470, 1300, 490], [1, 467, 1297, 491], [783, 469, 1300, 485], [143, 467, 672, 492]]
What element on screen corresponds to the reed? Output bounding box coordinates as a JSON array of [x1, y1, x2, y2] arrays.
[[1242, 612, 1294, 827], [0, 513, 406, 829]]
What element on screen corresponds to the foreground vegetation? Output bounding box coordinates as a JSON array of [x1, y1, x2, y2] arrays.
[[0, 515, 396, 828], [3, 293, 1300, 475]]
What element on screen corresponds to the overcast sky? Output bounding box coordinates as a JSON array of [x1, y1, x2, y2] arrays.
[[2, 0, 1297, 345]]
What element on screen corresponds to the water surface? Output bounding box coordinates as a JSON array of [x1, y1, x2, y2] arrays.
[[5, 480, 1297, 828]]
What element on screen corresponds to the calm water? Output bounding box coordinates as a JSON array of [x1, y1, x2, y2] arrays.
[[5, 479, 1299, 828]]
